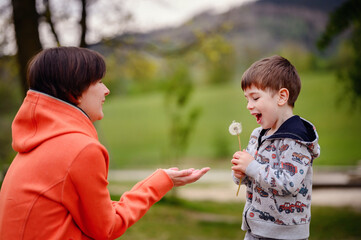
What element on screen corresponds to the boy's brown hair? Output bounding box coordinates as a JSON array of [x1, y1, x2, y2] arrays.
[[27, 47, 106, 105], [241, 55, 301, 107]]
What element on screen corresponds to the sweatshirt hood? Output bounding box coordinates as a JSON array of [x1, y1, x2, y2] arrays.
[[269, 115, 317, 142], [12, 90, 98, 153], [259, 115, 320, 158]]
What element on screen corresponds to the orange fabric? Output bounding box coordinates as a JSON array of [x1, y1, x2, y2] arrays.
[[0, 90, 173, 239]]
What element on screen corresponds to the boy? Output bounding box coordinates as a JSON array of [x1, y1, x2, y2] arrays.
[[231, 55, 320, 240]]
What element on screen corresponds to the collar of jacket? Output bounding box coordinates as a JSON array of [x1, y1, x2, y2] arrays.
[[29, 89, 90, 120], [258, 115, 317, 145]]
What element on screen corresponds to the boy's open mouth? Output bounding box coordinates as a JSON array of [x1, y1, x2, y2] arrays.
[[255, 113, 262, 124]]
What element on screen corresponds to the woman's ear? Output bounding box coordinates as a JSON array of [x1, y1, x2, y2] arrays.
[[278, 88, 289, 106]]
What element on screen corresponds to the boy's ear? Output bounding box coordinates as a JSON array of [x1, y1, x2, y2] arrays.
[[278, 88, 289, 106]]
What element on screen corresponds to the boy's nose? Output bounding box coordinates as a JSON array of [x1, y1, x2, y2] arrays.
[[247, 102, 254, 110]]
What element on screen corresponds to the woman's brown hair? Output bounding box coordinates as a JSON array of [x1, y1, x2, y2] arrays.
[[27, 47, 106, 104]]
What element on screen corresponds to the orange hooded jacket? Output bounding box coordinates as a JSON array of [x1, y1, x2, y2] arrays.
[[0, 90, 173, 239]]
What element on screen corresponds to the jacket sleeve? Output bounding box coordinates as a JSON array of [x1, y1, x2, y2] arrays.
[[62, 143, 173, 240], [245, 139, 312, 196]]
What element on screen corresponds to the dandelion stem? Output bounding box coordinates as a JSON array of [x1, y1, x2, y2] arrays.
[[236, 181, 241, 196], [236, 134, 242, 196], [237, 134, 241, 151]]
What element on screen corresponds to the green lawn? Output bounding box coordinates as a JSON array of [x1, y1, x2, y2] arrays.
[[99, 71, 361, 169], [111, 197, 361, 240]]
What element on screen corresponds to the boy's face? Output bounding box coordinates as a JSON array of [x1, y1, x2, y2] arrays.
[[243, 85, 281, 131]]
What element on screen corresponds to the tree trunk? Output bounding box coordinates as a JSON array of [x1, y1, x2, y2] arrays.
[[79, 0, 87, 48], [12, 0, 42, 97]]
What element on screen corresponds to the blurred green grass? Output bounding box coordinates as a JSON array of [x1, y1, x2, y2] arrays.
[[99, 71, 361, 169], [111, 197, 361, 240]]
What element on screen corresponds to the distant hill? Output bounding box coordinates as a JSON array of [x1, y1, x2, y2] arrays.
[[256, 0, 345, 12], [91, 0, 347, 68]]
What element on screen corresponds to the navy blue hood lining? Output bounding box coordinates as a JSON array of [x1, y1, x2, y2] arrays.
[[259, 115, 316, 145]]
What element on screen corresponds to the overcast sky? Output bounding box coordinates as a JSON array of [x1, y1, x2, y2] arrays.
[[121, 0, 257, 32]]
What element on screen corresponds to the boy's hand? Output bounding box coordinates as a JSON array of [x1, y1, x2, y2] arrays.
[[231, 150, 254, 173], [233, 170, 245, 179]]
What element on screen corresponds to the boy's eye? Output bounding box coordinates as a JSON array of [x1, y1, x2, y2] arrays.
[[253, 97, 259, 101]]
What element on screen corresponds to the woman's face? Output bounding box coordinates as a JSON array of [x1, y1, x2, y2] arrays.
[[77, 80, 110, 122]]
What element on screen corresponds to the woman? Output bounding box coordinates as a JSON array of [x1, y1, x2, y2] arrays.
[[0, 47, 210, 239]]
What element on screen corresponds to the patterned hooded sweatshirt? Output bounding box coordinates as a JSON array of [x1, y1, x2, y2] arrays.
[[233, 115, 320, 239], [0, 90, 174, 239]]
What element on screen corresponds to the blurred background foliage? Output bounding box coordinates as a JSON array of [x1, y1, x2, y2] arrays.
[[0, 56, 21, 176], [0, 0, 361, 174]]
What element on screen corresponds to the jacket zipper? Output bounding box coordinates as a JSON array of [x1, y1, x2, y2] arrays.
[[244, 206, 252, 231], [245, 131, 267, 232]]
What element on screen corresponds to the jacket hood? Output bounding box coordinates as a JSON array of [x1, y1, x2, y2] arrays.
[[12, 90, 98, 153], [259, 115, 320, 158], [269, 115, 316, 142]]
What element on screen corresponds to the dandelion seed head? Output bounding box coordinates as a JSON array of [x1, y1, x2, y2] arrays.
[[229, 120, 242, 135]]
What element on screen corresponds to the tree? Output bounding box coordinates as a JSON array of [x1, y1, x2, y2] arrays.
[[7, 0, 132, 96], [162, 60, 202, 198], [11, 0, 42, 96], [317, 0, 361, 103]]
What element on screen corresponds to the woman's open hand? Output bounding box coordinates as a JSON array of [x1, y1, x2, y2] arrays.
[[163, 167, 210, 187]]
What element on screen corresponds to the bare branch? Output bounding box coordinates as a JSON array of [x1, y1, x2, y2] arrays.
[[41, 0, 61, 46]]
